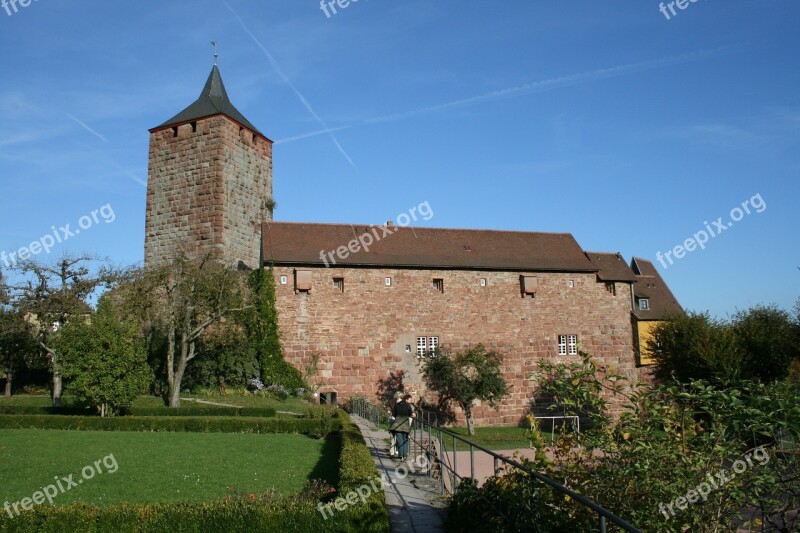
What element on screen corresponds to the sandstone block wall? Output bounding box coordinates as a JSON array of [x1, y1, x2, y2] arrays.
[[271, 266, 638, 426], [144, 116, 272, 269]]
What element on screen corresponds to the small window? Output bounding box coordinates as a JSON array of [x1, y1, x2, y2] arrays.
[[558, 334, 579, 356], [172, 126, 178, 137], [639, 298, 650, 310], [280, 275, 288, 285], [428, 337, 439, 354], [605, 282, 616, 296], [433, 278, 444, 293], [568, 335, 578, 355], [191, 121, 197, 133], [333, 278, 344, 292], [480, 278, 486, 287], [417, 337, 427, 358], [568, 280, 574, 288], [385, 277, 392, 287], [405, 345, 411, 353]]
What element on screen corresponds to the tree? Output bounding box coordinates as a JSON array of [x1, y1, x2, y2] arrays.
[[8, 256, 123, 406], [733, 305, 799, 383], [422, 344, 509, 436], [649, 312, 742, 384], [651, 305, 799, 385], [130, 253, 249, 407], [0, 307, 38, 397], [56, 297, 152, 417]]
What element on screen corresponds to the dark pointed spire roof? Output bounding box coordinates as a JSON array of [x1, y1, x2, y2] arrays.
[[151, 65, 266, 138]]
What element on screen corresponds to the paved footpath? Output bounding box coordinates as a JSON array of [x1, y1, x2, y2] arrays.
[[351, 415, 446, 533]]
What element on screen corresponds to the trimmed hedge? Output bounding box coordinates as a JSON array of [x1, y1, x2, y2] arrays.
[[0, 405, 277, 418], [0, 500, 350, 532], [0, 410, 391, 533], [329, 411, 392, 532], [125, 406, 277, 418], [0, 414, 338, 437], [0, 405, 94, 416]]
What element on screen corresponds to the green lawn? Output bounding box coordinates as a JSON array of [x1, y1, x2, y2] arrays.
[[439, 426, 558, 451], [0, 429, 340, 507]]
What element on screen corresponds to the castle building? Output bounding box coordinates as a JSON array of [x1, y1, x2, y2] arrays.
[[145, 65, 682, 425], [145, 65, 274, 269]]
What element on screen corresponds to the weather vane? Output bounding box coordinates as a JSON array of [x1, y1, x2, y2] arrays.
[[211, 41, 218, 65]]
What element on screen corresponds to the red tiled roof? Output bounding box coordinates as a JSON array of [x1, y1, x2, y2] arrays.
[[261, 222, 599, 272], [585, 252, 638, 282], [631, 257, 684, 320]]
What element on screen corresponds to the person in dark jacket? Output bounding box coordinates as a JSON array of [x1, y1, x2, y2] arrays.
[[387, 392, 402, 457], [389, 394, 415, 460]]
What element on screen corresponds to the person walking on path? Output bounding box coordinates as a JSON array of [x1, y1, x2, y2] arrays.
[[389, 394, 415, 460], [387, 392, 402, 457]]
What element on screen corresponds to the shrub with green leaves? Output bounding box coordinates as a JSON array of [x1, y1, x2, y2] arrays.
[[448, 353, 800, 532], [56, 298, 153, 417]]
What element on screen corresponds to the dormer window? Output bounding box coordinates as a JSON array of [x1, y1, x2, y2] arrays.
[[638, 298, 650, 310]]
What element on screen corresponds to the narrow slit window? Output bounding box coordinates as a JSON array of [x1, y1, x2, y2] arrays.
[[433, 278, 444, 293], [333, 278, 344, 293]]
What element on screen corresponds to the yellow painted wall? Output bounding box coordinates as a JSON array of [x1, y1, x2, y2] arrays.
[[637, 321, 662, 366]]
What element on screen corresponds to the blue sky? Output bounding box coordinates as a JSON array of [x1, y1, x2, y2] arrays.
[[0, 1, 798, 318]]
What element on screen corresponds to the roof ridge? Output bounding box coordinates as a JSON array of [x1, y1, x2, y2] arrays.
[[263, 221, 575, 237]]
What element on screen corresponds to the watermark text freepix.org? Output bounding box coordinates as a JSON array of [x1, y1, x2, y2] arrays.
[[320, 0, 364, 19], [659, 446, 769, 520], [659, 0, 702, 21], [1, 204, 116, 269], [319, 201, 433, 267], [2, 0, 39, 17], [4, 453, 119, 518], [318, 454, 430, 520], [656, 193, 765, 270]]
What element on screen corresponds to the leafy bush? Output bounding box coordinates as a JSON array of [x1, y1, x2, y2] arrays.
[[56, 298, 153, 417], [184, 331, 260, 390], [651, 305, 800, 384]]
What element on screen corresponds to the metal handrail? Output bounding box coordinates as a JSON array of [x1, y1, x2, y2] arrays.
[[347, 397, 641, 531]]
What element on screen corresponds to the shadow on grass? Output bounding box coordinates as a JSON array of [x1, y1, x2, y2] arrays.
[[307, 432, 342, 488]]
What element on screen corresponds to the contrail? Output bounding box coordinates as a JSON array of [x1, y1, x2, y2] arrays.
[[66, 114, 108, 143], [75, 141, 147, 187], [223, 0, 356, 169], [277, 47, 729, 144]]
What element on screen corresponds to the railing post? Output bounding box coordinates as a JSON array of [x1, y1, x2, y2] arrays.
[[470, 445, 475, 481], [452, 434, 458, 488]]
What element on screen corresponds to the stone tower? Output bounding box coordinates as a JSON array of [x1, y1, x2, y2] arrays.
[[144, 64, 273, 269]]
